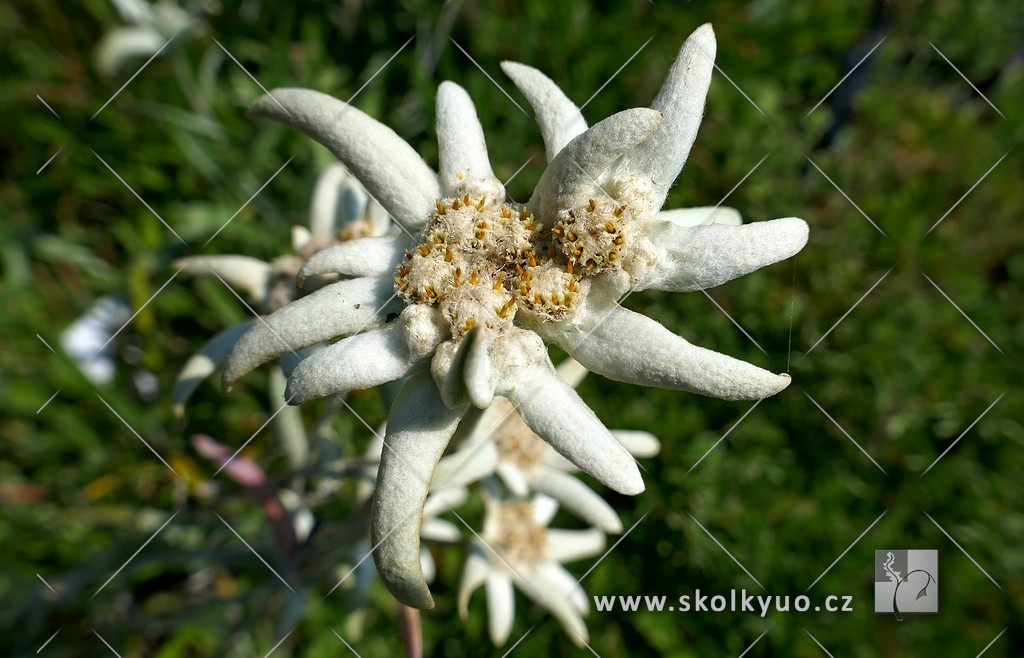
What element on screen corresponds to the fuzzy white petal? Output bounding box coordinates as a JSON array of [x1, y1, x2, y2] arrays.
[[175, 255, 273, 305], [496, 462, 530, 498], [639, 217, 808, 292], [436, 81, 505, 200], [610, 430, 661, 458], [550, 305, 790, 400], [222, 276, 400, 388], [173, 321, 253, 417], [285, 323, 428, 404], [528, 468, 623, 533], [458, 546, 491, 618], [421, 518, 462, 543], [519, 567, 589, 647], [500, 61, 588, 161], [492, 332, 645, 496], [618, 24, 716, 210], [544, 528, 606, 564], [656, 205, 742, 227], [431, 438, 498, 491], [530, 108, 663, 221], [554, 356, 588, 389], [249, 88, 439, 230], [532, 493, 560, 526], [542, 562, 590, 614], [486, 570, 516, 645], [310, 163, 364, 237], [464, 330, 495, 409], [423, 486, 469, 517], [297, 235, 409, 283], [371, 373, 466, 609]]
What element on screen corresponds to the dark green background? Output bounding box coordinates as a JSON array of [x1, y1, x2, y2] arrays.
[[2, 0, 1021, 655]]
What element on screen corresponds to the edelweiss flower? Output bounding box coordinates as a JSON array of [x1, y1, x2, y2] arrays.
[[459, 493, 604, 646], [223, 24, 807, 608]]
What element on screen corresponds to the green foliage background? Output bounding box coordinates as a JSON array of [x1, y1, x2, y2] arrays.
[[2, 0, 1021, 656]]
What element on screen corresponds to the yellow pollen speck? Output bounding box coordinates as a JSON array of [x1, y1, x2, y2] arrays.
[[606, 222, 617, 233], [463, 194, 470, 206], [477, 196, 487, 211], [501, 205, 510, 218], [494, 272, 504, 289], [589, 198, 597, 211], [453, 198, 461, 210], [614, 206, 624, 216], [445, 247, 453, 262], [458, 171, 466, 180], [527, 252, 537, 267], [418, 244, 430, 257], [436, 199, 445, 214], [470, 270, 478, 285]]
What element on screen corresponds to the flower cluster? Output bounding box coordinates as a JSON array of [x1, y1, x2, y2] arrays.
[[182, 23, 807, 644]]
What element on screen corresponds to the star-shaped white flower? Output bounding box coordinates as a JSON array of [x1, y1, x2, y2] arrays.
[[459, 493, 604, 646], [224, 24, 807, 608]]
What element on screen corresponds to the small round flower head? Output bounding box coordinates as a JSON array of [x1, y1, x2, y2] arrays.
[[458, 492, 605, 647], [223, 24, 808, 609]]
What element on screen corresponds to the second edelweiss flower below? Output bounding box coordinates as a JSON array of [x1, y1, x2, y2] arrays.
[[222, 24, 808, 608]]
